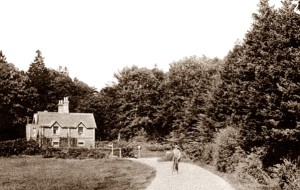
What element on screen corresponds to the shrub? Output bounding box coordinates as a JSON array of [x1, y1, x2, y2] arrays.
[[42, 147, 62, 158], [24, 140, 42, 155], [132, 134, 148, 143], [158, 151, 174, 162], [270, 159, 300, 190], [52, 149, 67, 159], [146, 144, 172, 152], [42, 147, 107, 159], [59, 137, 69, 148], [212, 126, 241, 173], [67, 148, 89, 159], [0, 139, 28, 157], [41, 138, 52, 147], [87, 149, 106, 159], [201, 143, 215, 164], [112, 140, 135, 158], [121, 146, 134, 158], [95, 141, 109, 148], [182, 142, 203, 162], [233, 147, 274, 186], [0, 139, 107, 159]]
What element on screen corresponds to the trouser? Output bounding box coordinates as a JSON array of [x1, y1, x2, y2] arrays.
[[173, 158, 180, 172]]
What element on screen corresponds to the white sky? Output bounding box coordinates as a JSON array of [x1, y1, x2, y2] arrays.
[[1, 0, 281, 90]]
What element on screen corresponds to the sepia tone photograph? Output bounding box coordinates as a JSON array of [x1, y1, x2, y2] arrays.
[[0, 0, 300, 189]]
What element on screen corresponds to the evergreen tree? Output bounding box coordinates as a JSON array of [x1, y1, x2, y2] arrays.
[[0, 51, 37, 138], [213, 0, 300, 167], [162, 56, 222, 153], [27, 50, 51, 111]]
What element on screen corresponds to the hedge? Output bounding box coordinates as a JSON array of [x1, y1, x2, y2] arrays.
[[0, 139, 41, 157], [42, 147, 107, 159]]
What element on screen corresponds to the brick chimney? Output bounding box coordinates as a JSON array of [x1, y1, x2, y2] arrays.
[[58, 100, 63, 113], [58, 97, 69, 113]]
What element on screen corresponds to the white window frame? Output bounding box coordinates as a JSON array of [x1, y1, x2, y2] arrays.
[[77, 141, 85, 147], [33, 127, 37, 137], [52, 141, 59, 148], [78, 126, 84, 135], [53, 124, 60, 135]]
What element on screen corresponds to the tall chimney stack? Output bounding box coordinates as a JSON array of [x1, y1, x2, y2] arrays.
[[63, 97, 69, 113], [58, 97, 69, 113], [58, 100, 63, 113]]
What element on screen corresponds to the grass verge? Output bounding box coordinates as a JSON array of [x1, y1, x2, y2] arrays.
[[0, 156, 155, 190]]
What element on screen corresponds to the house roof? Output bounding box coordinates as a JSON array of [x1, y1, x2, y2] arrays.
[[36, 112, 97, 129], [27, 124, 39, 128]]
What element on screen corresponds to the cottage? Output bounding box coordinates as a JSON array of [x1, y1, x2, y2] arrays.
[[26, 97, 97, 149]]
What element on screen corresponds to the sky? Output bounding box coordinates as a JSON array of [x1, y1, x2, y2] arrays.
[[1, 0, 282, 90]]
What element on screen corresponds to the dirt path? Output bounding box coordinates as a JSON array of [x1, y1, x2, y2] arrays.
[[132, 158, 235, 190]]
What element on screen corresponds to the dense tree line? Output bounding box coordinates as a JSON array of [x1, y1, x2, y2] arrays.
[[88, 1, 299, 187], [89, 57, 222, 142]]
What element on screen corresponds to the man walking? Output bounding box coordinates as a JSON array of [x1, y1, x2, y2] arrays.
[[172, 145, 181, 173]]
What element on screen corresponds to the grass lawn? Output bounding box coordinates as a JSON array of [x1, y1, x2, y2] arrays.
[[0, 157, 156, 190]]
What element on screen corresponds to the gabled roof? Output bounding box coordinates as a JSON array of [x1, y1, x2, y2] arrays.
[[36, 112, 97, 129]]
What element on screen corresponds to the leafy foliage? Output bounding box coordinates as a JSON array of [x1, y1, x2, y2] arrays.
[[114, 66, 166, 140], [211, 0, 300, 167], [163, 56, 222, 162], [233, 147, 274, 186], [212, 127, 241, 173], [42, 147, 107, 159], [270, 159, 300, 190], [27, 50, 51, 112], [0, 51, 36, 129], [146, 144, 171, 151], [112, 140, 135, 158], [0, 139, 41, 157]]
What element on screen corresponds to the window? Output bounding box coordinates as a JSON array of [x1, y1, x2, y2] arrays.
[[52, 141, 59, 147], [33, 127, 36, 136], [78, 127, 83, 135], [78, 141, 84, 146], [53, 126, 59, 135]]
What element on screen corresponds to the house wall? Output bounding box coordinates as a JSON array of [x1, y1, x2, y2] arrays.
[[26, 124, 39, 141], [26, 125, 30, 141], [40, 126, 95, 148]]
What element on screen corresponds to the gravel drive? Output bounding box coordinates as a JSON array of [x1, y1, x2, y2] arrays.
[[133, 157, 235, 190]]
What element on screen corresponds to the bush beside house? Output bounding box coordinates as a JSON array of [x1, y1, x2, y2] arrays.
[[0, 139, 41, 157], [0, 139, 115, 159]]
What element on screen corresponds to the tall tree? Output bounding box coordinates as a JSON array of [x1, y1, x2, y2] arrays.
[[27, 50, 51, 112], [162, 56, 222, 149], [46, 68, 75, 111], [112, 66, 166, 140], [0, 51, 15, 116], [0, 51, 37, 139], [213, 0, 300, 167], [72, 77, 97, 111], [76, 85, 118, 140]]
